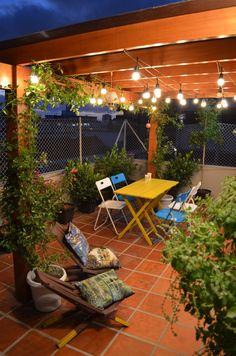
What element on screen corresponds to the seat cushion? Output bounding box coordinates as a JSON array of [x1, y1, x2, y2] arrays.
[[64, 222, 89, 265], [86, 247, 120, 270], [155, 208, 186, 223], [75, 269, 134, 309]]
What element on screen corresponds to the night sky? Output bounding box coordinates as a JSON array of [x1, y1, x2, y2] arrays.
[[0, 0, 182, 42]]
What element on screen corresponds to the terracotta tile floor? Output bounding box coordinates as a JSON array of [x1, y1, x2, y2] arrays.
[[0, 210, 202, 355]]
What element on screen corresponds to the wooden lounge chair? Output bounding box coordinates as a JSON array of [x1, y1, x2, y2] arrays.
[[36, 269, 131, 348], [52, 222, 120, 279]]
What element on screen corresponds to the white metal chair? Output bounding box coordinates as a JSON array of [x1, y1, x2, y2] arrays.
[[169, 181, 201, 212], [94, 177, 128, 235]]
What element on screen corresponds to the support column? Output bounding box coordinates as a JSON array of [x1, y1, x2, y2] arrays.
[[147, 115, 157, 177]]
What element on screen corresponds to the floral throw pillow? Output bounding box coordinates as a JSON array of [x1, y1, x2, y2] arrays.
[[64, 222, 89, 265], [75, 269, 134, 309], [86, 247, 120, 270]]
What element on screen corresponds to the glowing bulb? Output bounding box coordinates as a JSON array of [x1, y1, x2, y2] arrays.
[[151, 96, 157, 103], [120, 95, 126, 103], [90, 97, 96, 105], [151, 105, 157, 111], [180, 98, 187, 106], [165, 97, 171, 104], [97, 97, 103, 105], [154, 83, 161, 98], [142, 87, 151, 99], [177, 89, 183, 101], [216, 102, 222, 109], [101, 84, 107, 95], [217, 73, 225, 87], [30, 74, 39, 84], [201, 99, 207, 108], [132, 66, 140, 81], [193, 98, 199, 104], [129, 104, 134, 111], [138, 98, 143, 105], [221, 98, 228, 108], [234, 95, 236, 101]]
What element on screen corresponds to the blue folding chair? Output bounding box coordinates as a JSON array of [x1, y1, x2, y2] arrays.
[[155, 189, 191, 224], [110, 173, 136, 202]]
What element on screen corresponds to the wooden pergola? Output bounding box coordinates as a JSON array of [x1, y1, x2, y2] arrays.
[[0, 0, 236, 300]]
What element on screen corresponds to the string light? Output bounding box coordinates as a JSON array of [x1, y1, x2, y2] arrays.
[[193, 96, 199, 104], [90, 95, 96, 105], [131, 58, 140, 80], [177, 84, 183, 100], [234, 95, 236, 101], [129, 104, 134, 111], [138, 98, 143, 105], [216, 101, 222, 109], [97, 97, 103, 105], [151, 96, 157, 103], [221, 98, 228, 108], [180, 98, 187, 106], [142, 86, 151, 99], [151, 105, 157, 111], [165, 97, 171, 104], [217, 70, 225, 87], [120, 95, 126, 103], [201, 99, 207, 108], [154, 79, 161, 98], [100, 83, 107, 95]]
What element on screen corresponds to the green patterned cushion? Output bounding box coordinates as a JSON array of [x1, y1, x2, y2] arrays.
[[75, 269, 134, 309], [86, 247, 120, 270]]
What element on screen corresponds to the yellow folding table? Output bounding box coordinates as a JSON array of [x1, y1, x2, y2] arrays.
[[115, 178, 178, 246]]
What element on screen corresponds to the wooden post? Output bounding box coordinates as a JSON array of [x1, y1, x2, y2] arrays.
[[7, 65, 32, 302], [147, 115, 157, 177]]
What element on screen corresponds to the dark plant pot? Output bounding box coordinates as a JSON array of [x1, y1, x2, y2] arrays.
[[57, 203, 75, 224], [196, 189, 212, 199], [79, 200, 97, 214]]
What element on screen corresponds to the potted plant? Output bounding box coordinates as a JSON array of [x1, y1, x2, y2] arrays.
[[163, 176, 236, 355], [64, 160, 102, 213], [94, 144, 136, 181]]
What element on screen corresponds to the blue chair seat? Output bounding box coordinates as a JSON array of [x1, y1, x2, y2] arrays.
[[155, 208, 186, 223]]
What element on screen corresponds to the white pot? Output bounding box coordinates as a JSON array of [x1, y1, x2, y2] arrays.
[[159, 194, 174, 209], [27, 264, 67, 312]]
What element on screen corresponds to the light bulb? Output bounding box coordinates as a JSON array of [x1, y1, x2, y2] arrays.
[[165, 97, 171, 104], [193, 98, 199, 104], [120, 95, 126, 103], [30, 74, 39, 84], [132, 66, 140, 81], [177, 88, 183, 100], [151, 96, 157, 103], [201, 99, 207, 108], [234, 95, 236, 101], [90, 97, 96, 105], [129, 104, 134, 111], [142, 87, 151, 99], [221, 98, 228, 108], [151, 106, 157, 111], [180, 98, 187, 106], [1, 78, 9, 88], [217, 72, 225, 87], [154, 82, 161, 98], [138, 98, 143, 105], [101, 84, 107, 95], [216, 102, 222, 109], [97, 97, 103, 105]]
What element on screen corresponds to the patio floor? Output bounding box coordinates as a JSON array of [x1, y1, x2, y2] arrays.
[[0, 210, 202, 355]]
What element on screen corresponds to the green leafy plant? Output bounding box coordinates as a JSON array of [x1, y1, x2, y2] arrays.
[[0, 63, 90, 269], [162, 151, 199, 193], [64, 160, 102, 203], [163, 176, 236, 355], [94, 144, 136, 180]]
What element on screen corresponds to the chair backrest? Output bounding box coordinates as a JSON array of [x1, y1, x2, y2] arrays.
[[187, 181, 201, 203], [173, 189, 192, 211], [96, 177, 115, 202], [110, 173, 128, 189]]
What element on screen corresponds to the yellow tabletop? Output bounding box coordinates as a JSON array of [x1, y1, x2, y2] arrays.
[[115, 178, 178, 200]]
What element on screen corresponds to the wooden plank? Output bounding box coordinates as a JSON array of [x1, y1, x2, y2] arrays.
[[0, 7, 236, 65]]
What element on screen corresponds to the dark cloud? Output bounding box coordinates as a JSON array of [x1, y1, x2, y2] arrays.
[[0, 0, 180, 41]]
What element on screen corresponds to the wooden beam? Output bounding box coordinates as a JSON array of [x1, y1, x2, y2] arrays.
[[59, 38, 236, 76], [1, 7, 236, 65]]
